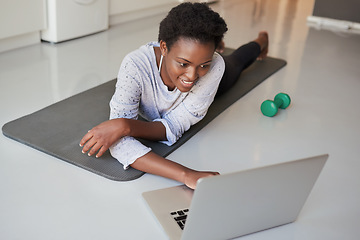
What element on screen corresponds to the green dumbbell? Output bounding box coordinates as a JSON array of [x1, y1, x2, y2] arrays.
[[261, 93, 291, 117]]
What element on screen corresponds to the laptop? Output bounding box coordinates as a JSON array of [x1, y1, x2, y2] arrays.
[[142, 154, 328, 240]]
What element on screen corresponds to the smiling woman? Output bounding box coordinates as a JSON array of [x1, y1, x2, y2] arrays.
[[79, 2, 268, 189]]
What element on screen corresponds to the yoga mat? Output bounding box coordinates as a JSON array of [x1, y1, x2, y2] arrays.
[[2, 49, 286, 181]]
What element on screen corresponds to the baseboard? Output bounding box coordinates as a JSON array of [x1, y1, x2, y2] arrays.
[[307, 16, 360, 33], [0, 31, 41, 53], [109, 3, 177, 26]]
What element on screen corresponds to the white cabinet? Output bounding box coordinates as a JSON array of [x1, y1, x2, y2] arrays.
[[41, 0, 109, 43]]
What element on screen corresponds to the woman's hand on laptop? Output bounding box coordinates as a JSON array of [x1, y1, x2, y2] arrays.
[[184, 170, 220, 189], [130, 151, 220, 190]]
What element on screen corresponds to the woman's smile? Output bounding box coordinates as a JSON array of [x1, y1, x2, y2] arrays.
[[179, 77, 196, 87]]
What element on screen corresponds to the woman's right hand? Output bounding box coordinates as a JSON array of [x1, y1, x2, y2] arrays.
[[184, 169, 220, 189], [79, 119, 129, 158], [130, 151, 219, 190]]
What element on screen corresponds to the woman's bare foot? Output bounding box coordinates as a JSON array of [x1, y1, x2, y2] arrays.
[[254, 31, 269, 60]]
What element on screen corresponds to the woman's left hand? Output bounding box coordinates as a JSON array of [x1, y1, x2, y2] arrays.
[[79, 119, 128, 158]]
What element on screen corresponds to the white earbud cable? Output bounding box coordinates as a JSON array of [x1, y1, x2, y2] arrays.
[[159, 55, 163, 73]]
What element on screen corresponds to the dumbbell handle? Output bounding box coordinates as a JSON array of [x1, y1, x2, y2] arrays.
[[261, 93, 291, 117], [273, 97, 285, 109]]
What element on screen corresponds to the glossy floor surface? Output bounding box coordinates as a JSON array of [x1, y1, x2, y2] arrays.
[[1, 0, 360, 239]]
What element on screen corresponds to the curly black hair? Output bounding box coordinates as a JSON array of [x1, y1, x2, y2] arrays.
[[158, 2, 228, 51]]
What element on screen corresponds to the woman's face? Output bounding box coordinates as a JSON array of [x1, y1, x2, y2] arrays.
[[160, 37, 215, 92]]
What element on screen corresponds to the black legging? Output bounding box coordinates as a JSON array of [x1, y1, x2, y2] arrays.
[[216, 41, 261, 97]]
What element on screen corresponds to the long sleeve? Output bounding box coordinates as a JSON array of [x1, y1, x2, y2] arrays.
[[109, 54, 151, 169]]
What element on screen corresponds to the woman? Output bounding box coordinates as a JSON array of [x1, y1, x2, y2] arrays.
[[79, 2, 268, 189]]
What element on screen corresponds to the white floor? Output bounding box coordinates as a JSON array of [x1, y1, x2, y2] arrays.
[[1, 0, 360, 239]]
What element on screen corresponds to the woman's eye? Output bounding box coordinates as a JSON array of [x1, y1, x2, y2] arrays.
[[179, 63, 187, 67], [200, 64, 209, 69]]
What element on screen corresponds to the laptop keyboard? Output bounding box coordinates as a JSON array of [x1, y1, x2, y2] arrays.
[[170, 208, 189, 230]]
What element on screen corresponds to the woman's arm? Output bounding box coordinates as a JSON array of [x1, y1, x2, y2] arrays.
[[132, 151, 219, 189], [80, 120, 219, 189], [80, 118, 166, 158]]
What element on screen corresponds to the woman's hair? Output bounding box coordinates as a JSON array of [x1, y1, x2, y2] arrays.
[[158, 2, 228, 51]]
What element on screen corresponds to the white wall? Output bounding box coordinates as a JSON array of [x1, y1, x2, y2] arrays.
[[110, 0, 175, 15], [0, 0, 46, 52], [0, 0, 190, 52], [109, 0, 179, 26]]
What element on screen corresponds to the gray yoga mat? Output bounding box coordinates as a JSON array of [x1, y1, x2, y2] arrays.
[[2, 49, 286, 181]]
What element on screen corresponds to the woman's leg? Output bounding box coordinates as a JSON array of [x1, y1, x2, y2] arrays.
[[216, 31, 268, 97]]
